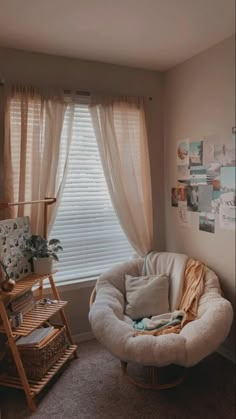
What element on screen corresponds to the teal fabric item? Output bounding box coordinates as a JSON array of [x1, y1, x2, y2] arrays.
[[133, 315, 183, 332]]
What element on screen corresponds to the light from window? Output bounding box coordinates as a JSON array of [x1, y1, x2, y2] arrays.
[[50, 99, 134, 282]]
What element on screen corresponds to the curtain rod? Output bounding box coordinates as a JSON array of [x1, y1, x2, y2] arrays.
[[0, 80, 152, 100], [64, 89, 152, 100], [64, 89, 90, 96]]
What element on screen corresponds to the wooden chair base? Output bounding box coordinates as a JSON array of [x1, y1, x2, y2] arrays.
[[120, 361, 187, 390]]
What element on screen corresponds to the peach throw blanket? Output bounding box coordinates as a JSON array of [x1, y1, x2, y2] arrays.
[[134, 258, 206, 337]]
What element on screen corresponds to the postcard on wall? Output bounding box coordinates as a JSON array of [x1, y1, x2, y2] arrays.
[[178, 201, 191, 228], [219, 205, 236, 230], [199, 212, 215, 234], [211, 190, 221, 214], [190, 166, 207, 185], [0, 217, 32, 282], [206, 162, 221, 191], [171, 188, 179, 207], [177, 165, 190, 183], [189, 141, 203, 167], [202, 134, 218, 166], [177, 139, 189, 166], [219, 167, 235, 229], [186, 185, 199, 212], [220, 166, 235, 195], [178, 186, 187, 202], [198, 185, 213, 212], [171, 186, 186, 207], [214, 144, 235, 167], [220, 191, 235, 209]]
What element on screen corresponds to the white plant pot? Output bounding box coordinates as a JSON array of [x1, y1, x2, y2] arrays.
[[33, 257, 54, 275]]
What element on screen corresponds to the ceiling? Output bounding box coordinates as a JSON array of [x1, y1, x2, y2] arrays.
[[0, 0, 235, 71]]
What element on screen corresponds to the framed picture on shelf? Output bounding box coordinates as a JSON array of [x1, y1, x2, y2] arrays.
[[0, 216, 32, 282]]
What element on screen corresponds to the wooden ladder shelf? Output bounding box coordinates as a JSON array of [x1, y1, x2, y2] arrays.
[[0, 198, 78, 411], [0, 274, 78, 411]]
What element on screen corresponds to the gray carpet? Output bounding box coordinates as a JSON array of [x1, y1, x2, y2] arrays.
[[0, 339, 235, 419]]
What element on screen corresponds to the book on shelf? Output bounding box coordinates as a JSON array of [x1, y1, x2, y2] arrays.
[[8, 290, 35, 316], [37, 328, 59, 348], [16, 326, 55, 348], [0, 289, 35, 326]]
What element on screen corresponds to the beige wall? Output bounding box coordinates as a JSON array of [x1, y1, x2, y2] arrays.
[[44, 283, 96, 338], [164, 36, 235, 361], [0, 47, 165, 338]]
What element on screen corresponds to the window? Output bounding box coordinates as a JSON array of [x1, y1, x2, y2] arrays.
[[9, 95, 134, 284], [50, 98, 134, 283]]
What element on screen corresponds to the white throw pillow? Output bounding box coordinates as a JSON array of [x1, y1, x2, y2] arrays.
[[125, 274, 169, 320]]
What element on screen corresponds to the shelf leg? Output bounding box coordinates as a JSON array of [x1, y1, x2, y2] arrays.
[[48, 275, 78, 359], [0, 301, 37, 412], [38, 278, 44, 300]]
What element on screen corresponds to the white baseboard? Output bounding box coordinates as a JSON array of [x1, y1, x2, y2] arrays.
[[73, 331, 94, 343], [217, 346, 235, 364]]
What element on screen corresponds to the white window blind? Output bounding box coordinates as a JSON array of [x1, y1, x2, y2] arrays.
[[50, 98, 134, 282], [9, 95, 136, 283]]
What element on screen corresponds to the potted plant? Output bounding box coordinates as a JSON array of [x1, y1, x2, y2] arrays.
[[24, 235, 63, 275]]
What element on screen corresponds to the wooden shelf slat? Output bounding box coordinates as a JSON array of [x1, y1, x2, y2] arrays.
[[0, 300, 67, 336], [0, 345, 77, 395], [0, 274, 49, 303]]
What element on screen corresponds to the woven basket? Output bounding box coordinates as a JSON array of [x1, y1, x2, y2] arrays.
[[7, 325, 67, 380]]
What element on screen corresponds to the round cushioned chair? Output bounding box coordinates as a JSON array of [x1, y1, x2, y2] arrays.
[[89, 252, 233, 389]]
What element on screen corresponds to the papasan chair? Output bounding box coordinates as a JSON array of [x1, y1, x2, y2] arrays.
[[89, 252, 233, 389]]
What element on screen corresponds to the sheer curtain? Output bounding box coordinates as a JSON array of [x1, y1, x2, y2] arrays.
[[2, 85, 72, 236], [90, 96, 154, 257]]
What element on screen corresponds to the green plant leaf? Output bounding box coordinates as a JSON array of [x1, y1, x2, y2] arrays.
[[51, 253, 59, 262], [24, 235, 62, 260], [49, 239, 60, 245]]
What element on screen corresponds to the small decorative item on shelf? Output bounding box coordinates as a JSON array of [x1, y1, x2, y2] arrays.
[[39, 298, 58, 305], [0, 260, 16, 292], [24, 235, 63, 275], [9, 311, 23, 328]]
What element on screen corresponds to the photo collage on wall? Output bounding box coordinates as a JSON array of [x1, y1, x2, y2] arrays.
[[0, 217, 32, 282], [171, 127, 236, 233]]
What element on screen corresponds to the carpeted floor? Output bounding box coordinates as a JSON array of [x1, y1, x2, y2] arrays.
[[0, 339, 235, 419]]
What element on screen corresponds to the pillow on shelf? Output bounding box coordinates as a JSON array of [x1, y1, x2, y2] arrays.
[[124, 273, 169, 320]]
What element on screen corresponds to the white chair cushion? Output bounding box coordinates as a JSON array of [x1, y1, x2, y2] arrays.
[[89, 253, 233, 367]]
